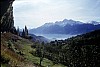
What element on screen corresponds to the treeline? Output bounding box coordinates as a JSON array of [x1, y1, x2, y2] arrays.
[[31, 30, 100, 67], [1, 25, 32, 39], [17, 25, 32, 39]]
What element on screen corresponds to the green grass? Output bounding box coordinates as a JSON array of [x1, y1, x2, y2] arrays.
[[1, 33, 67, 67], [52, 64, 67, 67], [17, 40, 67, 67], [1, 64, 7, 67], [42, 58, 53, 67], [20, 42, 66, 67]]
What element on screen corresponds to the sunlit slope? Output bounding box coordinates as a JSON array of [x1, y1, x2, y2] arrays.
[[1, 32, 66, 67]]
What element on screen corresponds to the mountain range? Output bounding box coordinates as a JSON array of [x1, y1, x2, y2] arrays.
[[29, 19, 100, 34], [1, 0, 100, 67]]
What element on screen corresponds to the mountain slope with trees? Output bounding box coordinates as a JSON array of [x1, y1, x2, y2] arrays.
[[31, 30, 100, 67], [0, 1, 65, 67], [1, 0, 100, 67]]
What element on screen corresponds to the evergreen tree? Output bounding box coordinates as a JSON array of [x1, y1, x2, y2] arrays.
[[21, 25, 29, 38], [17, 27, 20, 36], [11, 27, 17, 34], [22, 29, 25, 37], [25, 25, 28, 36]]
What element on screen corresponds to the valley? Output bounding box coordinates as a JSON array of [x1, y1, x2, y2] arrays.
[[34, 33, 77, 41], [1, 0, 100, 67]]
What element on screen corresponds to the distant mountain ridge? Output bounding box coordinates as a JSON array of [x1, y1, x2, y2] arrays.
[[29, 34, 50, 43], [88, 21, 100, 25], [41, 19, 84, 27], [29, 19, 100, 34]]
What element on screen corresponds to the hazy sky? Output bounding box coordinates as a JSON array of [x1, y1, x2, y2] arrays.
[[13, 0, 100, 29]]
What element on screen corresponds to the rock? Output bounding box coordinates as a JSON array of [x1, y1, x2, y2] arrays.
[[0, 0, 15, 32]]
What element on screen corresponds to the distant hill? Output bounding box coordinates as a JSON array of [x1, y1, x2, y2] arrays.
[[29, 19, 100, 34], [29, 34, 50, 43]]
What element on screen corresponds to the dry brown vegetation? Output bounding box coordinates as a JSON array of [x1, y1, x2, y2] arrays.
[[1, 32, 36, 67]]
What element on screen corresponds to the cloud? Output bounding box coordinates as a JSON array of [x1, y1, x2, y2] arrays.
[[13, 0, 100, 28]]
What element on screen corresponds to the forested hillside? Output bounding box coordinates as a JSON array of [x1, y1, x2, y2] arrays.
[[31, 30, 100, 67], [1, 0, 100, 67]]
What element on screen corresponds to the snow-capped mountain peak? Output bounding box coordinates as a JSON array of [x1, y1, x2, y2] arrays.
[[90, 21, 100, 25], [54, 19, 83, 27]]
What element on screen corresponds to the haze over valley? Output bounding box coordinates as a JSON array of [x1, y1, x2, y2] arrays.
[[1, 0, 100, 67], [29, 19, 100, 41]]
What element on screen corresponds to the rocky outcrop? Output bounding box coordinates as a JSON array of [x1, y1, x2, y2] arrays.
[[0, 0, 15, 32]]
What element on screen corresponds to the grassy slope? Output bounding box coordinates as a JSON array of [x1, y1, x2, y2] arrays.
[[1, 32, 66, 67], [1, 32, 32, 67]]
